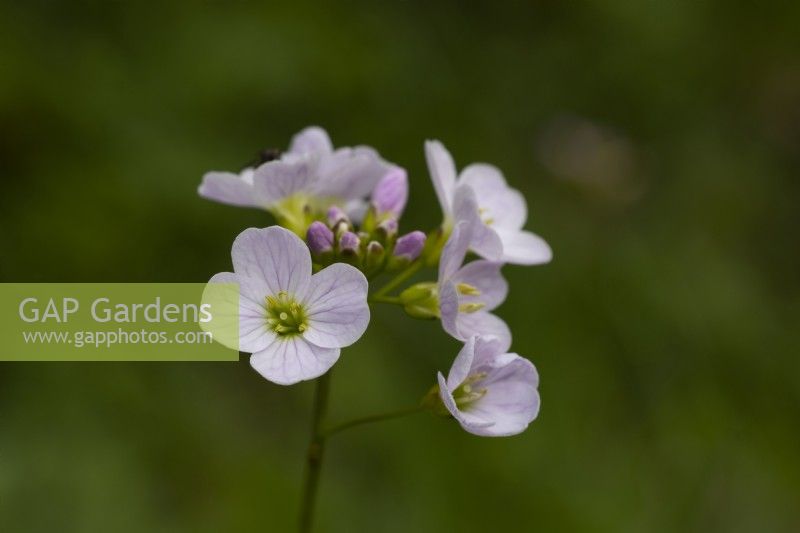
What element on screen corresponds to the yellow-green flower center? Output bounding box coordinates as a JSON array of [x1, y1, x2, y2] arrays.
[[266, 291, 309, 336], [453, 372, 488, 408]]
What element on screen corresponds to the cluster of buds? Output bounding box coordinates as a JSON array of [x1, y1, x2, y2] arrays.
[[305, 171, 426, 278]]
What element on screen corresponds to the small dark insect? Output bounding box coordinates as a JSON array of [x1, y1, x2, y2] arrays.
[[243, 148, 281, 170]]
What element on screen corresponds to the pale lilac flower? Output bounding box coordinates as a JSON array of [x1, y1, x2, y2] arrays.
[[306, 221, 334, 255], [437, 192, 511, 347], [425, 139, 552, 265], [199, 126, 401, 226], [208, 226, 369, 385], [371, 167, 408, 218], [437, 335, 540, 437], [393, 231, 426, 261]]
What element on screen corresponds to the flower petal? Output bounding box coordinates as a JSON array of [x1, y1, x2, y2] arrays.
[[302, 263, 370, 348], [231, 226, 312, 298], [446, 335, 477, 391], [455, 311, 511, 349], [198, 171, 260, 208], [437, 372, 494, 432], [451, 260, 508, 311], [468, 354, 540, 436], [425, 140, 457, 217], [252, 156, 319, 205], [472, 334, 511, 366], [495, 229, 553, 265], [371, 167, 408, 217], [250, 336, 339, 385], [289, 126, 333, 155], [313, 146, 389, 201], [459, 163, 527, 231], [452, 185, 503, 260], [438, 280, 460, 340], [206, 272, 276, 353], [439, 220, 472, 282]]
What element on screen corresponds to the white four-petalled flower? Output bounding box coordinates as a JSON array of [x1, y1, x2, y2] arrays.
[[438, 334, 540, 437], [208, 226, 370, 385], [425, 139, 553, 265], [199, 126, 402, 228]]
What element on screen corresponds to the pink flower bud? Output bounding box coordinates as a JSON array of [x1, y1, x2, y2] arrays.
[[393, 231, 426, 261]]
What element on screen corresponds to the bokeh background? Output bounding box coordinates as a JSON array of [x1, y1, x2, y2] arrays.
[[1, 2, 799, 532]]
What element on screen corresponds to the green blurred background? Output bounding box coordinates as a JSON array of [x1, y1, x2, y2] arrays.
[[1, 1, 799, 532]]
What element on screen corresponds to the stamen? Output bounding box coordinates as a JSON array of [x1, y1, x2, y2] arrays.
[[458, 302, 485, 313], [456, 283, 481, 296], [265, 291, 309, 337]]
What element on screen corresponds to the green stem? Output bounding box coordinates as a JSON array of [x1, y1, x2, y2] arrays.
[[373, 260, 423, 298], [322, 404, 426, 438], [298, 372, 332, 533]]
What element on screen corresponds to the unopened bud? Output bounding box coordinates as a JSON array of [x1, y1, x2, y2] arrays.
[[399, 282, 439, 320], [327, 206, 350, 228], [306, 221, 334, 256], [393, 231, 426, 261], [371, 167, 408, 217], [365, 241, 385, 271], [338, 231, 361, 256]]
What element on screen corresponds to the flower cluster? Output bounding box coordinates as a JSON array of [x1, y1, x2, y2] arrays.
[[201, 126, 549, 437]]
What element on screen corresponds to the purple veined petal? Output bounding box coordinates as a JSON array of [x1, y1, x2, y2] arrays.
[[437, 372, 495, 431], [494, 229, 553, 265], [425, 140, 457, 217], [302, 263, 370, 348], [438, 280, 460, 341], [206, 272, 275, 353], [466, 355, 540, 436], [446, 335, 478, 391], [451, 260, 508, 311], [252, 155, 320, 205], [371, 167, 408, 217], [459, 163, 528, 231], [455, 311, 511, 350], [250, 336, 340, 385], [289, 126, 334, 155], [231, 226, 312, 298], [198, 170, 261, 208], [438, 221, 473, 282]]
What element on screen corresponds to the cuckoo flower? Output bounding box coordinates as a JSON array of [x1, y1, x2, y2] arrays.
[[199, 126, 402, 231], [207, 226, 369, 385], [437, 195, 511, 347], [425, 139, 552, 265], [437, 335, 540, 437]]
